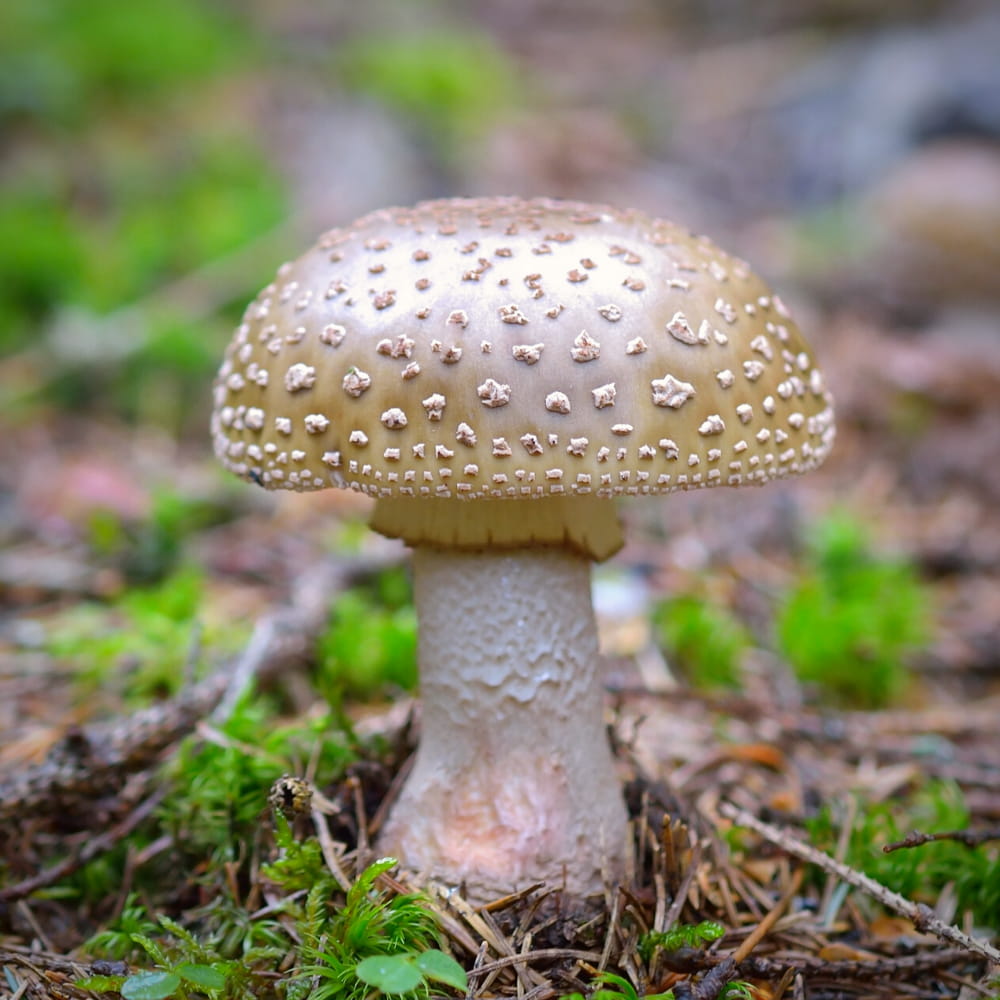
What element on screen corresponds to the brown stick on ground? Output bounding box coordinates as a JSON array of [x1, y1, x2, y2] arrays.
[[883, 827, 1000, 852], [0, 787, 167, 904], [730, 867, 804, 965], [719, 801, 1000, 966]]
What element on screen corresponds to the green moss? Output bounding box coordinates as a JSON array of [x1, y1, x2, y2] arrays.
[[289, 857, 454, 1000], [652, 593, 750, 691], [160, 704, 357, 865], [62, 701, 359, 911], [86, 852, 460, 1000], [45, 566, 247, 704], [806, 780, 1000, 927], [776, 511, 931, 708], [316, 568, 418, 701], [336, 30, 519, 164], [0, 0, 254, 126]]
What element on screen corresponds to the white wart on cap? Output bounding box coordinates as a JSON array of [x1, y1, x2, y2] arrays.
[[212, 197, 835, 554]]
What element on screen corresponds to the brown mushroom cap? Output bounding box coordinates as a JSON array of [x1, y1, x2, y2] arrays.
[[212, 197, 834, 550]]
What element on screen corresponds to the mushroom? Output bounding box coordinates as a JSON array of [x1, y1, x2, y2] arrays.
[[211, 197, 835, 902]]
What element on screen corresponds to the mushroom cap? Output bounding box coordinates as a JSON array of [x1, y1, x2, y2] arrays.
[[211, 196, 834, 500]]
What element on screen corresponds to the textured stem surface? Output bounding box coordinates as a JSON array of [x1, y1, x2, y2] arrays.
[[378, 547, 627, 901]]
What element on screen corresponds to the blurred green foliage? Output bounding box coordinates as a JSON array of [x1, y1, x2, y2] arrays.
[[0, 0, 253, 123], [650, 511, 932, 707], [316, 568, 418, 701], [337, 30, 519, 164], [652, 593, 750, 691], [807, 780, 1000, 927], [776, 511, 931, 708], [45, 566, 247, 703], [788, 202, 875, 277], [87, 485, 233, 584], [0, 0, 285, 427]]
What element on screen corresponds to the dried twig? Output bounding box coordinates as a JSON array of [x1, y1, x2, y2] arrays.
[[730, 867, 803, 964], [663, 836, 702, 931], [0, 786, 167, 903], [0, 676, 227, 826], [466, 949, 603, 979], [674, 957, 738, 1000], [735, 947, 980, 983], [883, 827, 1000, 852], [664, 938, 986, 987], [435, 886, 548, 991], [0, 944, 92, 979], [311, 807, 353, 894], [719, 801, 1000, 965]]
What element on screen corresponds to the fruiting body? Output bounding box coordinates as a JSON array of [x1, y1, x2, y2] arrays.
[[211, 197, 835, 901]]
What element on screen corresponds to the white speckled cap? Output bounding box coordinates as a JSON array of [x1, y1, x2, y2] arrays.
[[212, 197, 834, 554]]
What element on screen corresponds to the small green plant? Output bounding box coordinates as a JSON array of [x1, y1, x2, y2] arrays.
[[777, 511, 931, 708], [720, 984, 754, 1000], [262, 811, 332, 895], [652, 595, 750, 690], [354, 950, 467, 996], [81, 913, 239, 998], [560, 968, 751, 1000], [187, 889, 291, 965], [81, 964, 229, 1000], [316, 568, 418, 700], [563, 970, 675, 1000], [637, 920, 725, 962], [86, 857, 290, 975], [560, 924, 750, 1000], [806, 780, 1000, 926], [286, 856, 464, 1000], [85, 894, 161, 961]]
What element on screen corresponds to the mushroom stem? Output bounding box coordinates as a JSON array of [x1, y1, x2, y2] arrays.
[[378, 546, 628, 902]]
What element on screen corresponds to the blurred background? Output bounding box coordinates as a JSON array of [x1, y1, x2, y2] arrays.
[[2, 0, 1000, 728]]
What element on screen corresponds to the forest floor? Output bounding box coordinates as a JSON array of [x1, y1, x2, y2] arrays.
[[1, 307, 999, 999], [2, 3, 1000, 997]]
